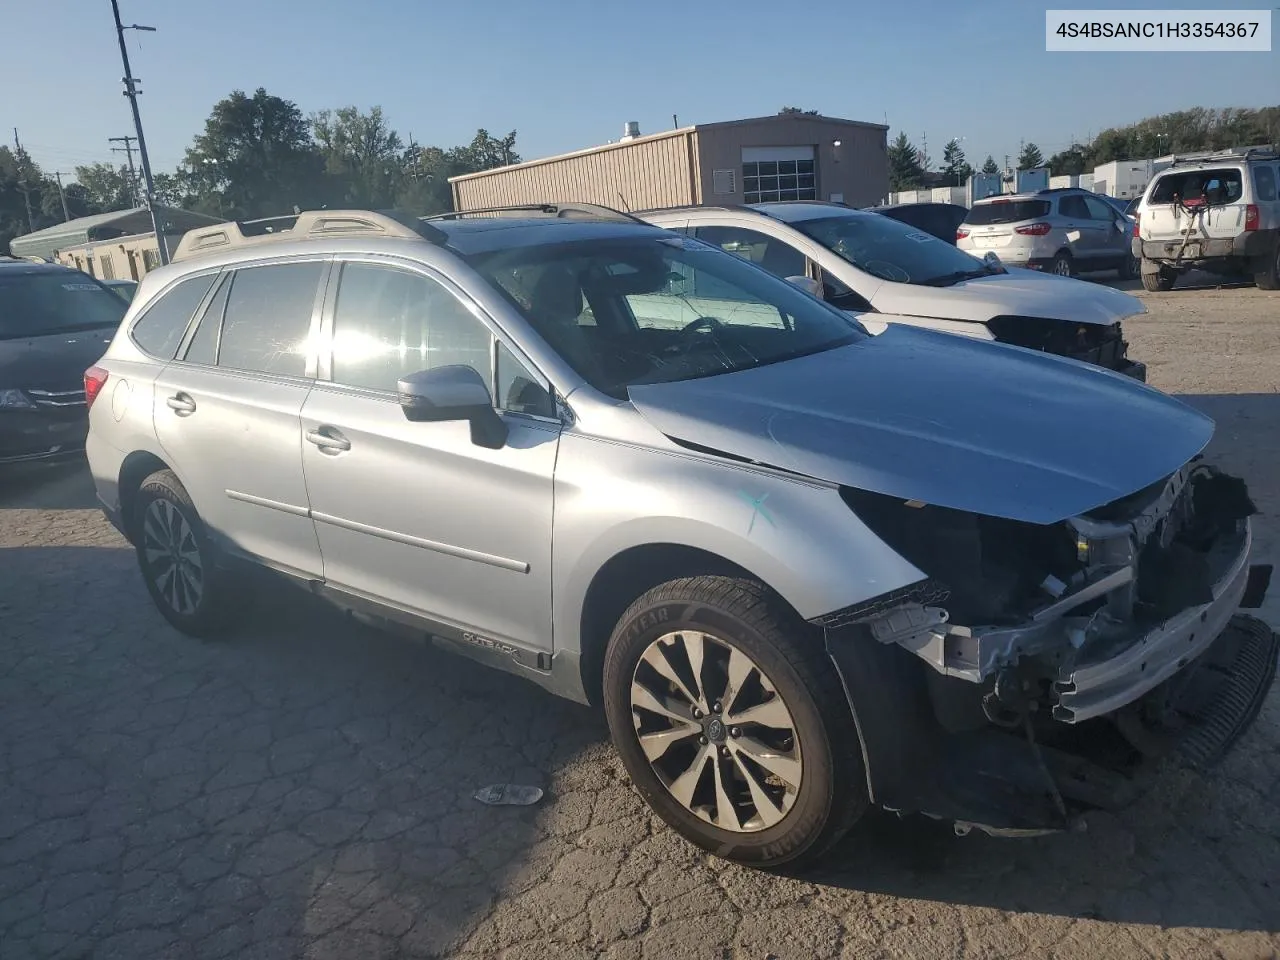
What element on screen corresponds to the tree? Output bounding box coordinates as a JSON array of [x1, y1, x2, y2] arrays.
[[778, 106, 821, 116], [73, 163, 137, 212], [312, 106, 404, 209], [1, 145, 59, 252], [448, 129, 521, 171], [941, 138, 973, 187], [1046, 143, 1089, 176], [887, 132, 924, 191], [981, 155, 1000, 175], [1017, 142, 1044, 169], [178, 87, 325, 220]]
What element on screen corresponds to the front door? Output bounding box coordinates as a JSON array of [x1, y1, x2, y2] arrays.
[[153, 259, 327, 578], [1083, 194, 1129, 264], [300, 258, 560, 655]]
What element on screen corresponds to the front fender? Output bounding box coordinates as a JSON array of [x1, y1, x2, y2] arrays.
[[551, 432, 925, 657]]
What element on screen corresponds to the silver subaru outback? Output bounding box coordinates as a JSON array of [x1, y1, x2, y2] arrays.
[[85, 205, 1276, 868]]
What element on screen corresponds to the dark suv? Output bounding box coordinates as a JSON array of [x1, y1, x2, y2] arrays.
[[0, 259, 126, 465]]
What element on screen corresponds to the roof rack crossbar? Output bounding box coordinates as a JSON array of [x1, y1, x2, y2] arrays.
[[170, 209, 448, 262], [1166, 144, 1279, 167], [424, 202, 644, 224]]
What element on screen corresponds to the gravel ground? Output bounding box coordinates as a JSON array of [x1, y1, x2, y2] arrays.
[[1, 277, 1278, 959]]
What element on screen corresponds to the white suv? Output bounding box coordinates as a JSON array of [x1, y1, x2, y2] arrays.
[[1133, 146, 1280, 291]]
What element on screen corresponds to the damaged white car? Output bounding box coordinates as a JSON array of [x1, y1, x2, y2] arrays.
[[88, 208, 1276, 869]]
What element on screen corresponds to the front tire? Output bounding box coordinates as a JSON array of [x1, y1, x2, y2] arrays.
[[602, 576, 868, 868], [133, 469, 238, 638]]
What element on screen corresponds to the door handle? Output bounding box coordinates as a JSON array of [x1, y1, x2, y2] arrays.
[[166, 393, 196, 415], [305, 427, 351, 453]]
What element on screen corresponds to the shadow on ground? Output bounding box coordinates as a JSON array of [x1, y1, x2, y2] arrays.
[[0, 457, 98, 510]]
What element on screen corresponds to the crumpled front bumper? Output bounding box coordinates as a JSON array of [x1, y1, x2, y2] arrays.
[[1055, 520, 1254, 722]]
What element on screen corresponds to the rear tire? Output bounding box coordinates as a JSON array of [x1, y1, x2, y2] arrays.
[[602, 575, 868, 868], [1049, 252, 1074, 277], [133, 469, 239, 638], [1254, 246, 1280, 291], [1141, 263, 1177, 292], [1118, 252, 1139, 281]]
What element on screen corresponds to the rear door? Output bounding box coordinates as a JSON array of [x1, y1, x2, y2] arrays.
[[1083, 194, 1129, 261], [1057, 194, 1101, 259], [153, 258, 327, 578], [1143, 168, 1249, 244]]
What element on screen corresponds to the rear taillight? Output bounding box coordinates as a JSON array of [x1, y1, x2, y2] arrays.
[[1244, 204, 1259, 231], [1015, 222, 1052, 236], [84, 366, 109, 411], [955, 228, 970, 240], [1132, 213, 1140, 238]]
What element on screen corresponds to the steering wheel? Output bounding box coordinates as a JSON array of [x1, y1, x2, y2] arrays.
[[680, 316, 725, 336]]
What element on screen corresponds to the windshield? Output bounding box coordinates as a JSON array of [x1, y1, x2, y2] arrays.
[[963, 199, 1052, 225], [470, 235, 865, 399], [0, 272, 128, 340], [1149, 168, 1244, 206], [792, 213, 994, 286]]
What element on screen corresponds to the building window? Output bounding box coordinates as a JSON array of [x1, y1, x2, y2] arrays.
[[743, 159, 816, 204], [99, 254, 116, 280], [142, 249, 160, 272]]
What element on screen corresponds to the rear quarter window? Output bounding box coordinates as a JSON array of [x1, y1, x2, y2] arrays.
[[1254, 165, 1277, 202], [130, 274, 217, 359], [963, 200, 1051, 225]]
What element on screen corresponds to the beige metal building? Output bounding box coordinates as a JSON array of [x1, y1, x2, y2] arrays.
[[450, 114, 890, 213]]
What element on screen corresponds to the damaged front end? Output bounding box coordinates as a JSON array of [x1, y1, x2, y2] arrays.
[[817, 461, 1277, 836], [986, 315, 1146, 381]]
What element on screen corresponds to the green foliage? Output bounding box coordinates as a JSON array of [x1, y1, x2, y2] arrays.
[[981, 155, 1000, 175], [941, 139, 973, 187], [73, 163, 137, 211], [1047, 105, 1280, 174], [779, 106, 821, 116], [1017, 142, 1044, 170], [887, 132, 924, 190]]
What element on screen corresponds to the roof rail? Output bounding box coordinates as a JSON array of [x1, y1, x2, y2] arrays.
[[1167, 144, 1279, 167], [424, 203, 644, 224], [171, 209, 448, 262]]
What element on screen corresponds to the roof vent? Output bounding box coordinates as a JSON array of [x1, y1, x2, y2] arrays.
[[622, 121, 641, 141]]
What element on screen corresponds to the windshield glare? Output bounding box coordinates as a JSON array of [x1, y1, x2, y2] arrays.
[[0, 272, 128, 339], [472, 236, 865, 398], [793, 213, 990, 286]]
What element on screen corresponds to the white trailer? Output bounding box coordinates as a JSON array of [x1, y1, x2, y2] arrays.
[[1091, 160, 1152, 199]]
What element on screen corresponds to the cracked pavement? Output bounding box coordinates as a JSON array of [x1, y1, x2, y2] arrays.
[[1, 280, 1278, 959]]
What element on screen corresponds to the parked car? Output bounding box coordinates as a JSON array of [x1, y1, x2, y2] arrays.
[[102, 278, 139, 302], [1133, 146, 1280, 291], [957, 187, 1137, 280], [0, 257, 126, 466], [86, 205, 1275, 868], [872, 201, 969, 245], [641, 202, 1146, 380]]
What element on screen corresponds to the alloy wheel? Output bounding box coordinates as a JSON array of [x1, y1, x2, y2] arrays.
[[1053, 258, 1072, 276], [629, 630, 803, 832], [141, 499, 204, 615]]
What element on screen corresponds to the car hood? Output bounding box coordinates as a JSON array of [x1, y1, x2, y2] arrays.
[[870, 269, 1146, 327], [628, 326, 1212, 525], [0, 327, 114, 390]]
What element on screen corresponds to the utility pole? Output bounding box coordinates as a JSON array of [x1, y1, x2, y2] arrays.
[[109, 0, 167, 264], [53, 172, 72, 222], [12, 128, 36, 232], [109, 134, 139, 205]]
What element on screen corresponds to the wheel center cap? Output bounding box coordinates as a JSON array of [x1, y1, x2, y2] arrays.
[[705, 717, 727, 743]]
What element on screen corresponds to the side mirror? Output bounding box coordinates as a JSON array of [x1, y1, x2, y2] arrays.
[[785, 275, 823, 298], [396, 365, 508, 450]]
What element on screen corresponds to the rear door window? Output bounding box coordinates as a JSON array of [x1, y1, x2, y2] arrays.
[[130, 274, 216, 359], [214, 262, 323, 377], [963, 200, 1051, 225], [1083, 195, 1119, 221], [1058, 195, 1090, 219]]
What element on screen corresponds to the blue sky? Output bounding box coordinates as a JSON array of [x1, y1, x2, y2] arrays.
[[8, 0, 1277, 181]]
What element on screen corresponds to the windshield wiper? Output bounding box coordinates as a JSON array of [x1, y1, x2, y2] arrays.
[[917, 268, 990, 287]]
